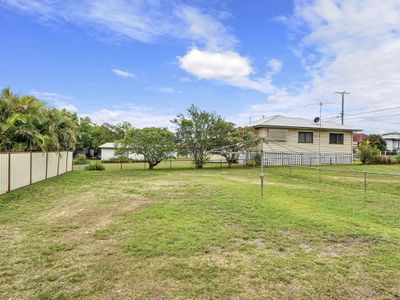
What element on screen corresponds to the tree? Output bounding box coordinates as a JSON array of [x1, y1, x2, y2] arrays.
[[116, 127, 175, 169], [218, 126, 259, 168], [0, 88, 77, 152], [172, 105, 227, 169], [357, 143, 379, 164], [365, 134, 386, 152], [75, 118, 133, 154]]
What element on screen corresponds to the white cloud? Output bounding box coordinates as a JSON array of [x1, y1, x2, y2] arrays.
[[2, 1, 280, 94], [112, 68, 135, 78], [157, 87, 182, 94], [175, 5, 237, 50], [237, 0, 400, 133], [267, 58, 282, 73], [87, 105, 174, 128], [146, 87, 182, 94], [0, 0, 233, 49], [178, 48, 276, 93], [31, 91, 78, 113]]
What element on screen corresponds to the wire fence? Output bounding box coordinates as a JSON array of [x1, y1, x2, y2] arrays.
[[72, 159, 252, 171], [266, 165, 400, 195]]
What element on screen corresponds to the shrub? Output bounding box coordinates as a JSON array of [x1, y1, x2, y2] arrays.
[[73, 154, 88, 165], [357, 144, 379, 164], [369, 156, 392, 165], [84, 161, 105, 171], [103, 156, 132, 163], [396, 155, 400, 164]]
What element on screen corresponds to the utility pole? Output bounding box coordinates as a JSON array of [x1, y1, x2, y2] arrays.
[[335, 91, 350, 125]]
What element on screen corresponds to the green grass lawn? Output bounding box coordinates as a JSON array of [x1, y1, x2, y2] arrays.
[[0, 164, 399, 299]]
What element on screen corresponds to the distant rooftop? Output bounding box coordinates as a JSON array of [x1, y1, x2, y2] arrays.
[[250, 115, 361, 131], [98, 142, 116, 149], [382, 133, 400, 140]]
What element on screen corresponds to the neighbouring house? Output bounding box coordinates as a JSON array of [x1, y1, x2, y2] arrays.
[[352, 133, 368, 150], [247, 115, 361, 165], [98, 143, 145, 161], [382, 133, 400, 153]]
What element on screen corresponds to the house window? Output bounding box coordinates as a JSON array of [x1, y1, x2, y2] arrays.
[[330, 133, 344, 144], [269, 129, 288, 142], [298, 132, 313, 143]]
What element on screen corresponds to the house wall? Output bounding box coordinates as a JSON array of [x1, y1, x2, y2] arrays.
[[100, 148, 145, 161], [385, 140, 400, 151], [255, 128, 353, 154]]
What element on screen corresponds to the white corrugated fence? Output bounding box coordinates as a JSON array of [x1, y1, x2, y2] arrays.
[[0, 151, 73, 195]]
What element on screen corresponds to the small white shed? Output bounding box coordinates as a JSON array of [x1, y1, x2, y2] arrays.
[[98, 143, 144, 161]]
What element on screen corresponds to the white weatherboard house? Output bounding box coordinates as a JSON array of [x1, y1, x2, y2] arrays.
[[98, 143, 144, 161], [248, 115, 361, 165], [382, 133, 400, 153]]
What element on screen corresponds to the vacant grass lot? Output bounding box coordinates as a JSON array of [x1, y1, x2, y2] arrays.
[[0, 164, 399, 299]]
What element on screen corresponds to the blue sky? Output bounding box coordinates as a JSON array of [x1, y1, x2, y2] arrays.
[[1, 0, 400, 132]]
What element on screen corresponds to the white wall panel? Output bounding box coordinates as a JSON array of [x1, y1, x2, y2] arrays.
[[10, 153, 30, 190], [67, 152, 73, 172], [32, 152, 47, 183], [0, 151, 73, 195], [0, 154, 9, 195], [58, 151, 67, 174], [47, 152, 58, 178]]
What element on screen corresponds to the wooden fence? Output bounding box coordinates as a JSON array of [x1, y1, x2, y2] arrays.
[[0, 151, 73, 195]]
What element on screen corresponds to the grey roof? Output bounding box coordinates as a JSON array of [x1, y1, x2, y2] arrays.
[[382, 133, 400, 140], [98, 142, 116, 149], [250, 115, 361, 131]]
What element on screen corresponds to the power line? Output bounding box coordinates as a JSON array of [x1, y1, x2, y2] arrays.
[[324, 105, 400, 120], [346, 112, 400, 120], [344, 106, 400, 117]]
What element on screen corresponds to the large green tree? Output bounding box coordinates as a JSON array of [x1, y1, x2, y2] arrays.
[[0, 88, 77, 152], [365, 134, 386, 152], [172, 105, 228, 168], [75, 118, 133, 153], [117, 127, 175, 169], [217, 126, 259, 167]]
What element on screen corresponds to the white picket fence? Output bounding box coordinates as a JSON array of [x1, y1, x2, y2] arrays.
[[0, 151, 73, 195], [239, 151, 353, 166]]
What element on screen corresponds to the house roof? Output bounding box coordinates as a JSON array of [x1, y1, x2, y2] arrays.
[[98, 142, 116, 149], [382, 133, 400, 140], [250, 115, 361, 131]]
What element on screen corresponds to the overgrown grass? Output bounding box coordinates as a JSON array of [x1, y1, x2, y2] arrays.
[[0, 165, 399, 299]]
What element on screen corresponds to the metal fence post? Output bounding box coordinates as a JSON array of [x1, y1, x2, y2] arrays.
[[57, 152, 60, 176], [45, 152, 48, 179], [364, 172, 367, 191], [30, 152, 33, 184], [318, 168, 321, 184], [8, 153, 11, 192], [65, 151, 69, 173]]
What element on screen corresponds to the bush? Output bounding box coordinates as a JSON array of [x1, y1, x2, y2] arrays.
[[396, 155, 400, 164], [357, 144, 379, 164], [369, 156, 392, 165], [73, 154, 88, 165], [103, 156, 132, 163], [84, 161, 105, 171]]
